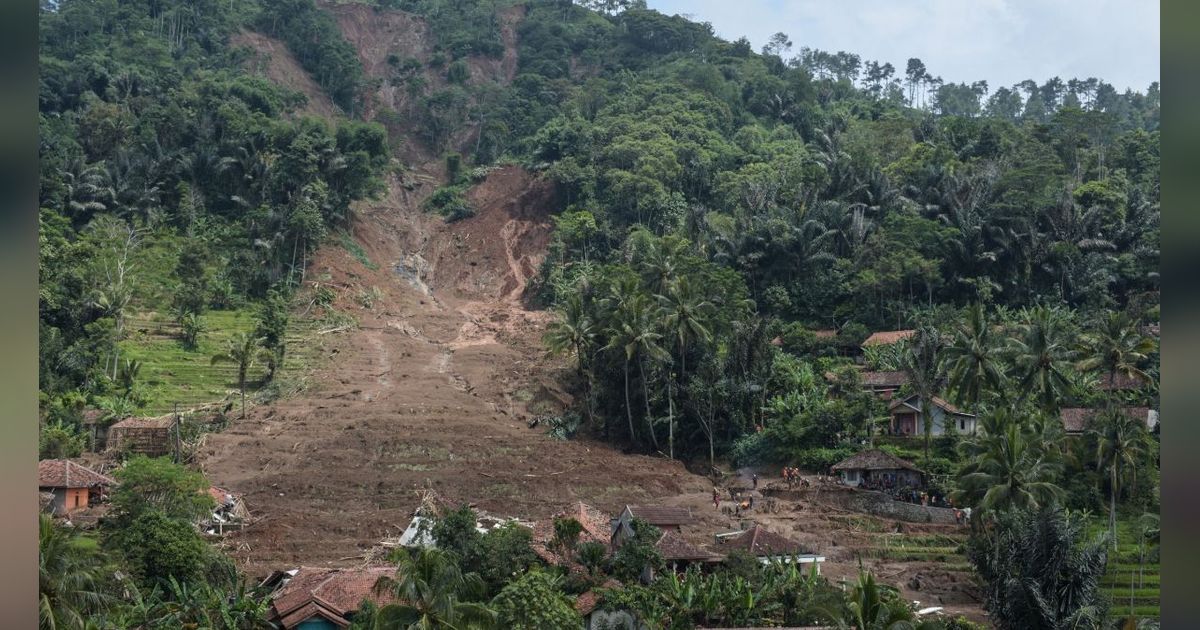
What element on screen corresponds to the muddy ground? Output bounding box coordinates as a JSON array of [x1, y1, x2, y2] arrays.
[[196, 161, 983, 623]]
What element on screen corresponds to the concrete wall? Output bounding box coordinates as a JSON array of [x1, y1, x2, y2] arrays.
[[765, 486, 959, 525], [44, 488, 89, 515]]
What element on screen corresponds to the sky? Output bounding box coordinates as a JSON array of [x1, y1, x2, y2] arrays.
[[646, 0, 1159, 93]]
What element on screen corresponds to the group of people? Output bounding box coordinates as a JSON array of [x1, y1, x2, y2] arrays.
[[712, 486, 756, 517], [781, 467, 811, 489]]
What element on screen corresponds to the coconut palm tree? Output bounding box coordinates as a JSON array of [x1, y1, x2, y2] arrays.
[[657, 275, 716, 458], [953, 413, 1064, 514], [1008, 306, 1075, 413], [544, 294, 595, 377], [657, 275, 714, 387], [210, 332, 273, 418], [372, 547, 496, 630], [901, 326, 946, 465], [544, 294, 597, 428], [604, 292, 671, 451], [1090, 407, 1152, 547], [39, 515, 112, 629], [841, 569, 932, 630], [1075, 310, 1156, 400], [941, 303, 1006, 408]]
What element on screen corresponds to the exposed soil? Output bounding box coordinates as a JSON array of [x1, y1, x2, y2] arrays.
[[229, 30, 341, 121], [199, 163, 706, 577]]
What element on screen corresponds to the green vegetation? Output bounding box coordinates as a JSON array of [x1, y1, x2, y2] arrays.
[[39, 459, 270, 628]]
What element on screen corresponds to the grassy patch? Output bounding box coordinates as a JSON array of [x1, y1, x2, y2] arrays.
[[337, 230, 378, 270], [120, 307, 325, 415]]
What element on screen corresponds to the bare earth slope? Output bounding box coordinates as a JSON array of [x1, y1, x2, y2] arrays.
[[199, 165, 707, 574]]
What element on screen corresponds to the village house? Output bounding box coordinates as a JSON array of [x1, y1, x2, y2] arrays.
[[265, 566, 394, 629], [611, 505, 719, 580], [106, 415, 175, 457], [715, 524, 825, 572], [611, 505, 695, 545], [887, 393, 976, 436], [1096, 372, 1150, 392], [531, 501, 611, 567], [654, 529, 722, 574], [38, 459, 115, 515], [203, 486, 249, 535], [861, 330, 914, 347], [1060, 406, 1158, 436], [859, 370, 909, 399], [831, 449, 924, 489], [576, 579, 635, 630]]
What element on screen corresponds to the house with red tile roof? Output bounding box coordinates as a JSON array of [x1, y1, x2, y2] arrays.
[[531, 502, 611, 567], [266, 566, 395, 629], [1060, 407, 1156, 435], [610, 505, 695, 546], [38, 459, 115, 515], [716, 524, 825, 571], [861, 330, 914, 347]]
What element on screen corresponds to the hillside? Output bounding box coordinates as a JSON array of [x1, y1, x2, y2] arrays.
[[37, 0, 1159, 627]]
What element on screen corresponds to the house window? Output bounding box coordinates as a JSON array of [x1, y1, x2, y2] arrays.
[[959, 418, 965, 430], [73, 492, 80, 508]]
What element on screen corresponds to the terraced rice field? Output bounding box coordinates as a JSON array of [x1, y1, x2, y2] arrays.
[[1098, 520, 1160, 620], [120, 308, 328, 415]]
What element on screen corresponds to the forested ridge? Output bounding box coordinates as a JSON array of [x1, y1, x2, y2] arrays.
[[38, 0, 1159, 627]]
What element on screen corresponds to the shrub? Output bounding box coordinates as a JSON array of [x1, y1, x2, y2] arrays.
[[39, 422, 88, 459], [423, 185, 475, 221], [110, 510, 209, 586], [492, 570, 580, 630]]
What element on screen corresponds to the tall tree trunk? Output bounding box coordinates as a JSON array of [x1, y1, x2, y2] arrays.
[[923, 401, 932, 466], [639, 358, 659, 450], [667, 380, 674, 460], [1110, 466, 1119, 549], [624, 361, 635, 445]]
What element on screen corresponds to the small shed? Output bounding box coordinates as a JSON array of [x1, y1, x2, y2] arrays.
[[107, 416, 175, 457], [38, 459, 116, 515], [79, 409, 117, 450], [831, 449, 923, 489]]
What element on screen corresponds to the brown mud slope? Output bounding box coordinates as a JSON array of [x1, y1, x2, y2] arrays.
[[229, 30, 341, 120], [198, 164, 985, 622], [200, 164, 707, 575]]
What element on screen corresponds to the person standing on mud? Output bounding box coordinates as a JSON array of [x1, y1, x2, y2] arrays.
[[712, 488, 720, 509], [752, 473, 759, 490]]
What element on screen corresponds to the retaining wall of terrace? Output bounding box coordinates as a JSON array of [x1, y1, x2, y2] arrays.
[[764, 484, 960, 524]]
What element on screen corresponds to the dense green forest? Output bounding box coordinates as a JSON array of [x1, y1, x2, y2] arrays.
[[38, 0, 1158, 627]]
